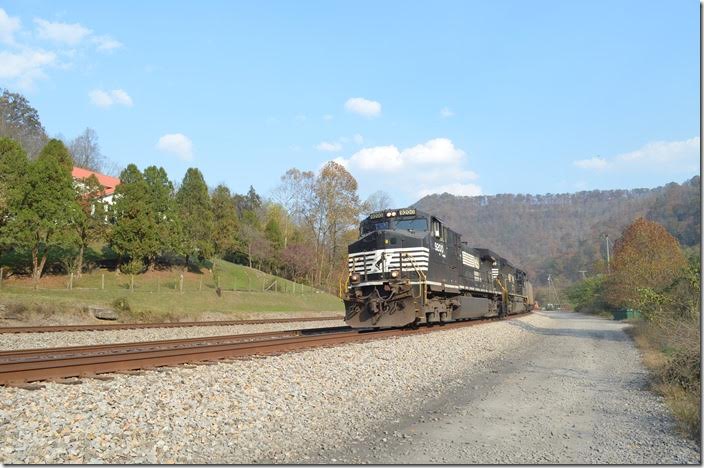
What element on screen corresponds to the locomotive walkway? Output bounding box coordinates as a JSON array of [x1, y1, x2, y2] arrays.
[[318, 311, 700, 464]]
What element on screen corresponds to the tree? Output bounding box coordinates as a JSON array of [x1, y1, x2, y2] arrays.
[[73, 174, 109, 277], [364, 190, 393, 213], [110, 164, 159, 270], [143, 165, 181, 268], [68, 128, 106, 172], [3, 140, 79, 286], [272, 169, 312, 248], [314, 161, 361, 284], [0, 89, 48, 159], [605, 217, 688, 317], [176, 168, 214, 266], [0, 138, 29, 231], [211, 184, 239, 257]]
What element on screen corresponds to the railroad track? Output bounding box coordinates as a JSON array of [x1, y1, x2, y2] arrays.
[[0, 316, 343, 334], [0, 313, 530, 387]]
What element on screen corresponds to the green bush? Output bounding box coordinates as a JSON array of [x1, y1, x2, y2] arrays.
[[565, 275, 610, 314], [112, 297, 131, 312]]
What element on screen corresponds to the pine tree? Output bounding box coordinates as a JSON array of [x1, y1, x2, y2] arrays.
[[0, 137, 29, 230], [73, 174, 109, 277], [110, 164, 158, 271], [143, 165, 181, 269], [4, 139, 80, 286], [211, 184, 239, 257], [176, 168, 214, 267]]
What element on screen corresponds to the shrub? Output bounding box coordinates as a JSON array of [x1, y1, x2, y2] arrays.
[[112, 297, 131, 312]]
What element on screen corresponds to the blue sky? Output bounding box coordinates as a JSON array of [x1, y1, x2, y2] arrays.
[[0, 0, 699, 207]]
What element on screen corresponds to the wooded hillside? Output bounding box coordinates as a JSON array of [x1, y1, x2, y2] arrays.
[[414, 177, 700, 285]]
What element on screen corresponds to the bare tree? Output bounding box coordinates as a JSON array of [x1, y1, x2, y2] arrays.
[[68, 128, 106, 172], [364, 190, 393, 214]]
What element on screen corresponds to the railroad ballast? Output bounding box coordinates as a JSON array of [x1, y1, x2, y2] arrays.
[[343, 208, 534, 328]]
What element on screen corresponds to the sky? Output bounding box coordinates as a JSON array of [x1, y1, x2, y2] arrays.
[[0, 0, 699, 207]]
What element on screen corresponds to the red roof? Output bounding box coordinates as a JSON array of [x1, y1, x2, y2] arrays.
[[72, 167, 121, 196]]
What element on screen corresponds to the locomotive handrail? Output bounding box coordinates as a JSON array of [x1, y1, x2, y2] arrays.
[[402, 252, 426, 302]]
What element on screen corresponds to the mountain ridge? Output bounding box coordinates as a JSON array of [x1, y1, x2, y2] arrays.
[[413, 176, 700, 285]]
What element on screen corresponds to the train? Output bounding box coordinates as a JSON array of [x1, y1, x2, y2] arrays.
[[343, 208, 534, 328]]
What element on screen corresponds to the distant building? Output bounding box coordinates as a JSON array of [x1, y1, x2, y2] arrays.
[[71, 167, 121, 205]]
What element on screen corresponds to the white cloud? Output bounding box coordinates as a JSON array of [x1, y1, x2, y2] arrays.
[[323, 114, 333, 121], [34, 18, 92, 45], [334, 138, 480, 199], [0, 9, 21, 45], [403, 138, 465, 165], [348, 145, 404, 171], [353, 134, 364, 145], [615, 137, 699, 166], [89, 89, 133, 108], [0, 49, 56, 88], [574, 137, 700, 173], [92, 35, 122, 52], [344, 97, 381, 118], [440, 107, 455, 118], [315, 141, 343, 152], [574, 156, 608, 170], [156, 133, 193, 161]]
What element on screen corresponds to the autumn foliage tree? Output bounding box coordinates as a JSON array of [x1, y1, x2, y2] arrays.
[[605, 217, 688, 317]]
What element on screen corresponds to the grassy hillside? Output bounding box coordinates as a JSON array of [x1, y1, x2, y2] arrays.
[[0, 259, 343, 322]]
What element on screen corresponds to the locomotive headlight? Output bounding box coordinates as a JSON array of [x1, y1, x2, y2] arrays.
[[350, 273, 361, 284], [390, 270, 400, 279]]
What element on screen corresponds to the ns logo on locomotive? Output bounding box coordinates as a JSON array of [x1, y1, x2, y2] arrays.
[[343, 208, 535, 328]]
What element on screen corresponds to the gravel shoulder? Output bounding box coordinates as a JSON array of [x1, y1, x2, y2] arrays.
[[0, 311, 699, 464], [314, 311, 701, 464], [0, 320, 346, 350]]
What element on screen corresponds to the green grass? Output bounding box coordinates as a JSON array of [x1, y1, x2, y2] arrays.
[[0, 259, 343, 321]]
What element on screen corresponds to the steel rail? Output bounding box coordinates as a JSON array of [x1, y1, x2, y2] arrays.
[[0, 316, 344, 334], [0, 312, 530, 385], [0, 326, 353, 361]]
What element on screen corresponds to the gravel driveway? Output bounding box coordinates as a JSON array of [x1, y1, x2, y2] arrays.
[[0, 311, 699, 464]]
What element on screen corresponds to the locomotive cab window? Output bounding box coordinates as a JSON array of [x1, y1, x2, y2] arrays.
[[395, 218, 428, 232], [432, 219, 441, 239], [361, 220, 390, 235]]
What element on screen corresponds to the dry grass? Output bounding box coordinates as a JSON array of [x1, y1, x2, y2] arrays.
[[626, 319, 701, 440]]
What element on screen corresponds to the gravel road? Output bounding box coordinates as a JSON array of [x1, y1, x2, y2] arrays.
[[0, 320, 346, 351], [0, 311, 699, 464], [314, 311, 701, 464]]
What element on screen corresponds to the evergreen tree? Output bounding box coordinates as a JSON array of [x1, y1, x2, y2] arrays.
[[73, 174, 109, 277], [211, 184, 239, 257], [176, 168, 214, 266], [143, 165, 181, 268], [3, 139, 79, 286], [110, 164, 158, 271], [0, 138, 29, 230]]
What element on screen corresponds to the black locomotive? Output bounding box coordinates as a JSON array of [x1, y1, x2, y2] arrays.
[[343, 208, 534, 328]]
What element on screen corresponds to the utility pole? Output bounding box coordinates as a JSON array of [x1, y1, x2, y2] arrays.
[[547, 274, 562, 309], [578, 270, 587, 280], [602, 233, 611, 273]]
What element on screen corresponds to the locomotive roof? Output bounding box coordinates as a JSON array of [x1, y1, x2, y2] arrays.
[[362, 208, 440, 222], [474, 248, 514, 267]]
